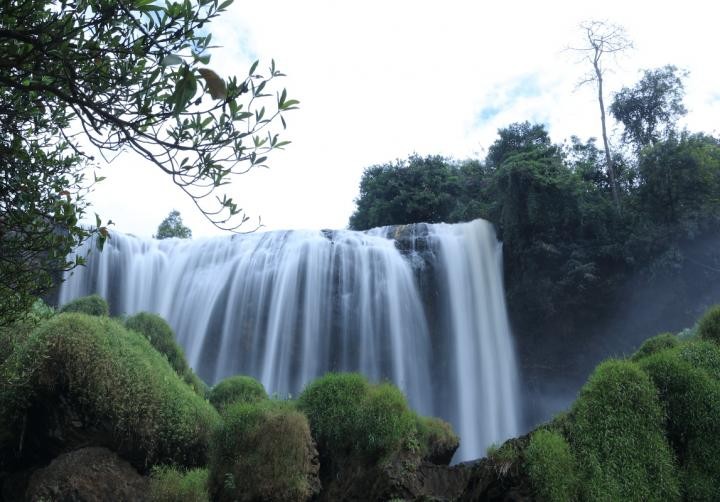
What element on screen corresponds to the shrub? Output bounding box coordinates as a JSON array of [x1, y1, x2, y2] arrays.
[[676, 339, 720, 381], [209, 375, 268, 410], [125, 312, 188, 375], [568, 359, 679, 501], [414, 415, 459, 465], [149, 466, 209, 502], [297, 372, 369, 458], [0, 299, 55, 365], [59, 294, 109, 316], [526, 429, 577, 502], [639, 348, 720, 500], [0, 313, 220, 470], [124, 311, 206, 395], [356, 383, 417, 458], [697, 305, 720, 343], [631, 332, 679, 361], [208, 400, 319, 502], [297, 373, 418, 461]]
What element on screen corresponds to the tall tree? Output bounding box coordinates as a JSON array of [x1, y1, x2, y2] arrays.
[[0, 0, 298, 324], [572, 21, 633, 213], [155, 210, 192, 239], [610, 65, 688, 150]]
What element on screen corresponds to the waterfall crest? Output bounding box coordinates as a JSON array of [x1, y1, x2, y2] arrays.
[[60, 218, 519, 461]]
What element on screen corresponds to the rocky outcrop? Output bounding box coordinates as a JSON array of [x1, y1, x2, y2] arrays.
[[24, 447, 148, 502]]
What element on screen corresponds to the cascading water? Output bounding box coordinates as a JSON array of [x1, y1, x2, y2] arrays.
[[59, 218, 519, 461]]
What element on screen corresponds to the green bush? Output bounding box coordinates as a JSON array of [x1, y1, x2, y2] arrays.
[[208, 375, 268, 410], [0, 299, 55, 365], [697, 305, 720, 343], [568, 359, 679, 501], [631, 332, 679, 361], [124, 311, 206, 395], [414, 415, 459, 464], [149, 466, 209, 502], [208, 400, 319, 502], [526, 429, 577, 502], [297, 372, 369, 457], [676, 339, 720, 381], [297, 373, 418, 461], [59, 294, 109, 316], [0, 313, 220, 469], [125, 312, 187, 374], [639, 348, 720, 500], [356, 383, 417, 458]]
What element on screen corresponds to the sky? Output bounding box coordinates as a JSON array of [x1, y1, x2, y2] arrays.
[[87, 0, 720, 238]]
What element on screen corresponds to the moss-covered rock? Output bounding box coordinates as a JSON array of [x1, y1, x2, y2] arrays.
[[639, 348, 720, 501], [208, 375, 268, 410], [525, 429, 577, 502], [697, 304, 720, 343], [59, 294, 109, 316], [209, 400, 320, 502], [0, 313, 220, 471], [124, 311, 207, 396], [414, 415, 459, 465], [149, 466, 210, 502], [631, 332, 679, 361], [568, 359, 679, 501]]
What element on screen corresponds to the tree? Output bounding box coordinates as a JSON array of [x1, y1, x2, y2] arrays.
[[610, 65, 687, 150], [486, 121, 558, 168], [0, 0, 298, 323], [348, 155, 462, 230], [155, 210, 192, 239], [571, 21, 633, 212]]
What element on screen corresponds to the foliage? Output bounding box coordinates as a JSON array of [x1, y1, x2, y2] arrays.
[[567, 359, 679, 501], [414, 415, 459, 464], [525, 429, 577, 502], [610, 65, 687, 149], [697, 304, 720, 344], [638, 347, 720, 500], [0, 313, 220, 470], [155, 210, 192, 240], [349, 155, 462, 230], [149, 466, 210, 502], [0, 0, 297, 325], [208, 375, 268, 410], [297, 373, 417, 461], [208, 400, 319, 502], [631, 332, 679, 361], [59, 294, 110, 316], [124, 311, 206, 395]]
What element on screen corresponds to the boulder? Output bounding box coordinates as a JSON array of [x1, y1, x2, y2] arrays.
[[25, 447, 148, 502]]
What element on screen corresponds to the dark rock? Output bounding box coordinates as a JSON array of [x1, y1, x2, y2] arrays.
[[25, 447, 148, 502], [318, 452, 472, 502]]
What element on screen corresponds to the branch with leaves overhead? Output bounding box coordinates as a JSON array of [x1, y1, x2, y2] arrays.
[[0, 0, 298, 324], [1, 0, 299, 231]]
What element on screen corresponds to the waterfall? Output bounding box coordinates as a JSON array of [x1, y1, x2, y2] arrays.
[[59, 218, 519, 461]]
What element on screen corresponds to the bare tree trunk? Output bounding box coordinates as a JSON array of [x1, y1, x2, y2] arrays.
[[594, 61, 620, 212]]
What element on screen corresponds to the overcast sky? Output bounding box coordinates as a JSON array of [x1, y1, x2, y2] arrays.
[[87, 0, 720, 238]]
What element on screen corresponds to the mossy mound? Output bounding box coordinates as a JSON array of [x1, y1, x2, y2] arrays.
[[414, 415, 459, 465], [209, 400, 320, 502], [0, 313, 220, 471], [59, 294, 109, 316], [639, 348, 720, 500], [697, 304, 720, 343], [568, 359, 679, 501], [124, 311, 207, 396], [208, 375, 268, 410], [631, 332, 679, 361], [149, 466, 210, 502], [525, 429, 577, 502], [297, 373, 418, 462]]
